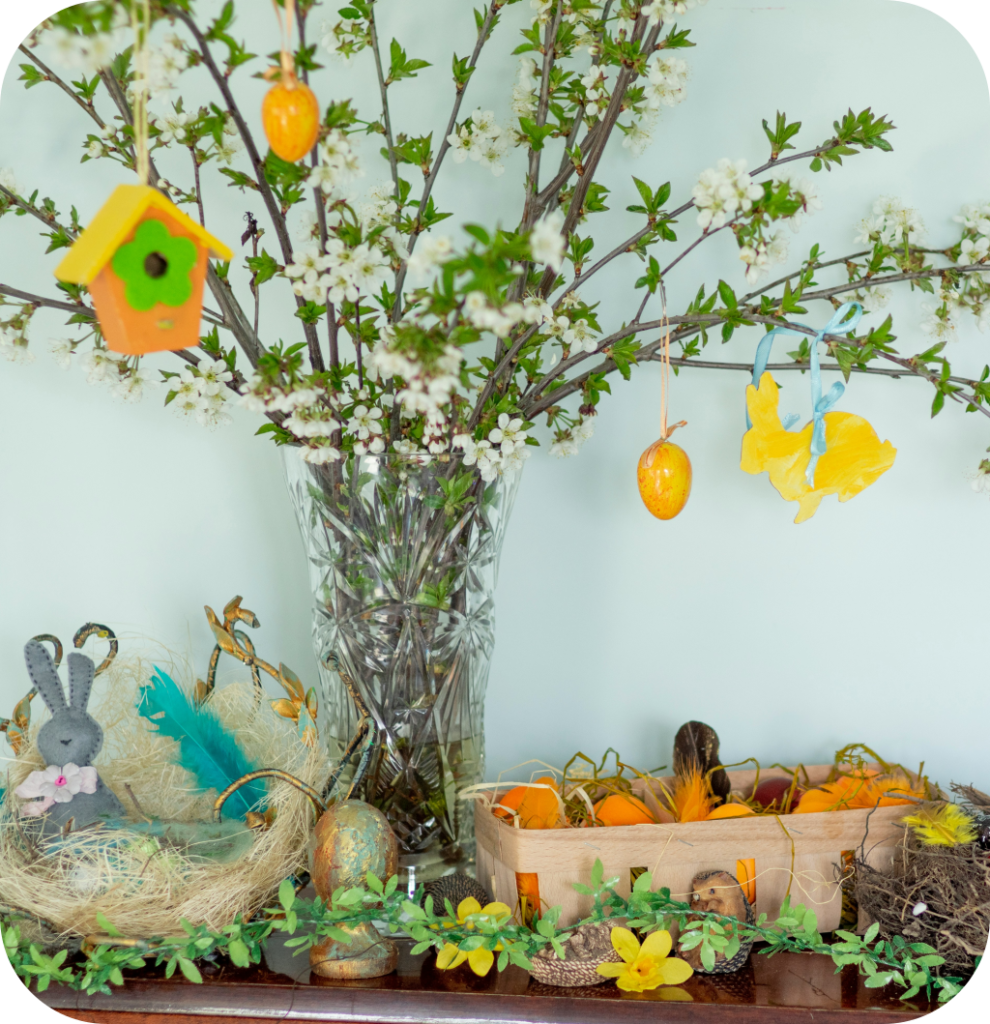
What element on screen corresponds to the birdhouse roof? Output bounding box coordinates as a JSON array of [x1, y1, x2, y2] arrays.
[[55, 184, 233, 285]]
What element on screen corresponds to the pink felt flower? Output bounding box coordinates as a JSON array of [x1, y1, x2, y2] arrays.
[[15, 763, 98, 816]]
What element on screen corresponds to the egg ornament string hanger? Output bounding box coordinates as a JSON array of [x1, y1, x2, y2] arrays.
[[637, 283, 692, 520], [261, 0, 321, 163], [739, 301, 897, 523], [53, 1, 231, 355]]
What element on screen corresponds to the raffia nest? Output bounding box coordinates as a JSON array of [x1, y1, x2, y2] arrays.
[[0, 655, 329, 942], [854, 789, 990, 978]]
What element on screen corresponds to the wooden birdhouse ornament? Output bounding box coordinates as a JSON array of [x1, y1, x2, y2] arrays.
[[54, 185, 232, 355]]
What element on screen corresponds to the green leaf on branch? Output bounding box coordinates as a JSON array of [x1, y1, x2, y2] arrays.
[[388, 39, 431, 83], [762, 111, 802, 160]]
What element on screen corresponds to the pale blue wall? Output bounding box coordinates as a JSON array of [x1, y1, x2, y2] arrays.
[[1, 1, 988, 795]]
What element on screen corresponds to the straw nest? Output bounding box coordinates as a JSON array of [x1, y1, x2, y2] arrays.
[[0, 656, 329, 942]]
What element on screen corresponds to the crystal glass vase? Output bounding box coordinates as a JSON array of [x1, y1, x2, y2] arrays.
[[281, 450, 520, 885]]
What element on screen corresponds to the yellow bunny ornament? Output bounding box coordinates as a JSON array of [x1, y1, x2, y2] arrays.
[[741, 372, 897, 523]]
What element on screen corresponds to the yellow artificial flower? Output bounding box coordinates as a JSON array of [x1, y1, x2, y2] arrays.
[[596, 927, 694, 993], [435, 897, 512, 977]]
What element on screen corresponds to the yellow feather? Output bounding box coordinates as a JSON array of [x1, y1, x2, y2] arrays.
[[671, 767, 716, 823], [902, 803, 977, 847]]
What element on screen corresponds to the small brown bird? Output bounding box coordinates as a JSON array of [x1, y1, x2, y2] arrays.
[[679, 870, 754, 974], [672, 721, 731, 805]]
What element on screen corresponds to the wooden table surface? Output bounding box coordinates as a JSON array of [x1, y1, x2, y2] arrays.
[[38, 936, 937, 1024]]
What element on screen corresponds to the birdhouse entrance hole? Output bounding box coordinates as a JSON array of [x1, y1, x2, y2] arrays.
[[144, 251, 169, 278]]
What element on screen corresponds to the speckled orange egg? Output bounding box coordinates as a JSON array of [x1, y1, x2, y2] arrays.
[[637, 439, 692, 520], [262, 80, 321, 163]]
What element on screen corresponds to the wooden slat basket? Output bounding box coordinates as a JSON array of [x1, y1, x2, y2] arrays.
[[475, 764, 910, 931]]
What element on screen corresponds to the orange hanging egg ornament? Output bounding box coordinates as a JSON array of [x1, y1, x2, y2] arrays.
[[262, 74, 320, 163], [637, 434, 692, 520]]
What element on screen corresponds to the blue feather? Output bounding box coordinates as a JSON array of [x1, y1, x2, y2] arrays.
[[137, 668, 267, 819]]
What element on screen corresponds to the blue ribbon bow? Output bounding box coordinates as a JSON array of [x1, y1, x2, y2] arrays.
[[746, 301, 863, 487]]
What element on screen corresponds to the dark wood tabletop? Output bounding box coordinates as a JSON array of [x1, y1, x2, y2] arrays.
[[35, 935, 938, 1024]]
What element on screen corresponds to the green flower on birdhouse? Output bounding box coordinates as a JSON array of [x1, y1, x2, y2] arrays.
[[112, 219, 198, 311]]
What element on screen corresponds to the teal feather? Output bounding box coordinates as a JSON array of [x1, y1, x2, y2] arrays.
[[137, 668, 267, 819]]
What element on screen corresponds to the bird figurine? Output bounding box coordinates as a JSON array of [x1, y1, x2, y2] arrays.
[[741, 372, 896, 523], [679, 869, 754, 974], [673, 721, 731, 806]]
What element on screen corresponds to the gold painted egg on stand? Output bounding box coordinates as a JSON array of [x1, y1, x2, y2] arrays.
[[309, 799, 400, 980]]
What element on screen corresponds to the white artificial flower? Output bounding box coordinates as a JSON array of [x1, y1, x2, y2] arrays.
[[49, 338, 73, 369], [622, 114, 657, 157], [198, 358, 232, 396], [562, 318, 597, 354], [351, 404, 383, 439], [156, 110, 190, 146], [112, 367, 148, 403], [872, 195, 925, 245], [501, 446, 531, 474], [78, 347, 123, 384], [645, 55, 688, 110], [146, 41, 189, 98], [0, 167, 19, 195], [349, 243, 389, 291], [215, 134, 244, 165], [81, 32, 116, 75], [549, 435, 580, 458], [540, 314, 570, 340], [522, 295, 552, 324], [0, 327, 33, 364], [531, 0, 554, 25], [45, 27, 88, 69], [693, 158, 764, 231], [919, 303, 958, 342], [643, 0, 708, 26], [574, 416, 596, 442], [773, 170, 823, 231], [407, 233, 453, 277], [859, 286, 891, 313], [195, 392, 232, 430], [511, 57, 538, 118], [581, 68, 608, 120], [286, 244, 329, 282], [959, 236, 990, 265], [954, 202, 990, 236], [530, 210, 566, 271], [300, 444, 342, 464], [488, 413, 528, 454], [86, 139, 104, 158]]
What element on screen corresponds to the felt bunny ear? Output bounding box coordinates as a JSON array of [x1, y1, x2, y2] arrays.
[[24, 640, 67, 714], [68, 651, 95, 711]]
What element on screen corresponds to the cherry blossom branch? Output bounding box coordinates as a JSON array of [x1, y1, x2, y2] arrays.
[[391, 0, 502, 311], [642, 353, 973, 383], [18, 44, 107, 131], [0, 183, 77, 240], [166, 5, 322, 367], [523, 259, 990, 418]]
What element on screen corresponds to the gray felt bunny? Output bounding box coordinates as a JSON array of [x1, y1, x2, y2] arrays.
[[14, 640, 124, 833]]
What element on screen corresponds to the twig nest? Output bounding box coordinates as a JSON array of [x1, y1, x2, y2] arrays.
[[528, 922, 622, 987]]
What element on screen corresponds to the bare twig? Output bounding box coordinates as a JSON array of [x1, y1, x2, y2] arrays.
[[190, 149, 205, 227], [0, 283, 91, 316], [18, 44, 107, 131], [368, 3, 399, 196], [521, 4, 565, 231]]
